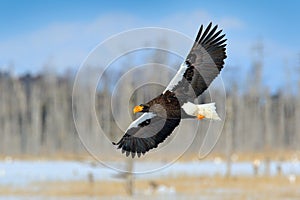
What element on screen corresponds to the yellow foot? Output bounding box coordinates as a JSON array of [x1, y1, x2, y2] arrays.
[[197, 114, 205, 120]]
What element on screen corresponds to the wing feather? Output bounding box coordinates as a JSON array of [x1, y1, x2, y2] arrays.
[[164, 23, 227, 101], [195, 24, 203, 42], [199, 22, 212, 43], [113, 113, 180, 157]]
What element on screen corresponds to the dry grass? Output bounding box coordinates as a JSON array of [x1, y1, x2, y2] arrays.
[[1, 150, 299, 162], [1, 176, 299, 199]]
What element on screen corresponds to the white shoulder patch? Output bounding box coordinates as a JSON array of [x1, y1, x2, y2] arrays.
[[163, 62, 188, 93], [126, 112, 156, 131]]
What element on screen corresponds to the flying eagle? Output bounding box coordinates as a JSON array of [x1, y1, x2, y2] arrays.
[[113, 22, 227, 157]]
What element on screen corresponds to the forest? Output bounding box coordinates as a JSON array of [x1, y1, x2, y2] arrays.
[[0, 47, 299, 159]]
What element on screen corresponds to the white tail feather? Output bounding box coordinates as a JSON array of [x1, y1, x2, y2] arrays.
[[197, 103, 221, 120]]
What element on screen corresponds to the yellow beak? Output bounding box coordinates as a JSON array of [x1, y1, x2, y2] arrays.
[[133, 105, 143, 114]]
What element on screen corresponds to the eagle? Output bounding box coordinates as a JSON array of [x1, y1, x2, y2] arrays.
[[113, 22, 227, 158]]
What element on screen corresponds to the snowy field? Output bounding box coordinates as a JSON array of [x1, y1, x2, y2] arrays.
[[0, 159, 299, 199], [0, 159, 299, 186]]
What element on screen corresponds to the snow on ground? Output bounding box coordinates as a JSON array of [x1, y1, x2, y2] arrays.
[[0, 159, 299, 186]]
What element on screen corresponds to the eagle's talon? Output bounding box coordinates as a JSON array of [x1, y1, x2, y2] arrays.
[[197, 114, 205, 120]]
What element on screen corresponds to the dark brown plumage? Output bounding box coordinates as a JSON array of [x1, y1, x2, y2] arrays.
[[142, 90, 182, 119]]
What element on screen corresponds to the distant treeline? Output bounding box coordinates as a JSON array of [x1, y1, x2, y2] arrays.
[[0, 72, 79, 155], [0, 67, 299, 158]]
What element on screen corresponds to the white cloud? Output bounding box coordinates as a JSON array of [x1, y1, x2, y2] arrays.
[[218, 17, 245, 30]]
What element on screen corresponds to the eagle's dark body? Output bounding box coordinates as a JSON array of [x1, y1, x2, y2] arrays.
[[142, 90, 187, 119]]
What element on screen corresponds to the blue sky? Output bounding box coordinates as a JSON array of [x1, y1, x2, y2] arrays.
[[0, 0, 300, 91]]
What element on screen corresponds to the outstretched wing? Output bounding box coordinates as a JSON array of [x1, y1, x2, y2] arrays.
[[164, 22, 227, 101], [113, 113, 180, 158]]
